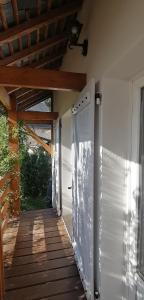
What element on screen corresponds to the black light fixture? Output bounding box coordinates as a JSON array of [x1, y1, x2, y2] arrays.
[[68, 20, 88, 56]]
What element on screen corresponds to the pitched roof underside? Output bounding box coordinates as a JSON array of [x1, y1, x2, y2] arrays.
[[0, 0, 83, 110]]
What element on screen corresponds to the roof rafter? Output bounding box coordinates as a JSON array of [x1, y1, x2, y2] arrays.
[[0, 1, 82, 45], [18, 92, 52, 111], [0, 34, 67, 66]]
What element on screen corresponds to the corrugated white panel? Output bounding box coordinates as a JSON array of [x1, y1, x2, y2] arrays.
[[61, 109, 73, 239], [72, 80, 95, 300]]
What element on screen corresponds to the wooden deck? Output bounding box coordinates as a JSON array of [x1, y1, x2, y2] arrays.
[[3, 209, 86, 300]]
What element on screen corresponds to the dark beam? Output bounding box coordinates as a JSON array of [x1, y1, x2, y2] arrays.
[[18, 93, 51, 111], [0, 1, 83, 45], [0, 66, 86, 92], [17, 111, 58, 122], [0, 34, 66, 66]]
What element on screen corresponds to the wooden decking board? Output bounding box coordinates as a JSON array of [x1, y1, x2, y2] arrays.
[[6, 265, 78, 290], [5, 248, 74, 268], [4, 241, 72, 258], [3, 209, 85, 299], [42, 290, 86, 300], [4, 235, 69, 251], [3, 229, 67, 244], [5, 277, 83, 300], [5, 256, 75, 278]]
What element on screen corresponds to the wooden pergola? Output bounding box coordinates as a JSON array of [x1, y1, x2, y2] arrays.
[[0, 0, 86, 298]]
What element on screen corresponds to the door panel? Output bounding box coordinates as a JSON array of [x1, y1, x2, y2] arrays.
[[72, 80, 95, 300], [61, 110, 73, 239], [54, 120, 62, 216]]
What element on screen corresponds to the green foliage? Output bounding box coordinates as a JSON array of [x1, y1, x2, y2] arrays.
[[0, 114, 52, 211], [21, 146, 51, 199], [0, 116, 16, 176]]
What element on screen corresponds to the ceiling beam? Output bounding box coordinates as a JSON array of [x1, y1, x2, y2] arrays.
[[0, 66, 86, 91], [30, 51, 66, 69], [0, 1, 82, 45], [0, 87, 11, 109], [0, 34, 66, 66], [17, 111, 58, 122], [18, 93, 51, 111], [6, 51, 66, 94], [17, 90, 43, 104]]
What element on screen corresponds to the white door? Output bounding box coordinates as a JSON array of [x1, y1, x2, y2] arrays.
[[61, 109, 73, 239], [130, 79, 144, 300], [54, 120, 62, 216], [72, 79, 97, 300]]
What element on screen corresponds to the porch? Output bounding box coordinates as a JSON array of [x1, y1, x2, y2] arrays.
[[3, 208, 86, 300]]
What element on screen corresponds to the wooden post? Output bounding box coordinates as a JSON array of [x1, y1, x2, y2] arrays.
[[0, 226, 5, 300], [8, 95, 20, 216]]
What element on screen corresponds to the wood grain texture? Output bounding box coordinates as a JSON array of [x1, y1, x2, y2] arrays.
[[3, 209, 86, 300], [0, 66, 86, 92], [17, 111, 58, 121], [0, 1, 83, 44]]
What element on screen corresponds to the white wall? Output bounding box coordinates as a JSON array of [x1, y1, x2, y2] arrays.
[[54, 0, 144, 299]]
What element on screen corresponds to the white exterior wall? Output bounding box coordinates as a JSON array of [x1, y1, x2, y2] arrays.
[[54, 1, 144, 299]]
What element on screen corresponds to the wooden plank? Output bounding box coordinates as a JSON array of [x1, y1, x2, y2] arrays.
[[11, 0, 19, 25], [0, 227, 5, 300], [4, 248, 74, 266], [0, 1, 83, 44], [36, 0, 41, 15], [0, 173, 10, 189], [29, 50, 66, 69], [6, 265, 78, 290], [47, 0, 53, 10], [18, 95, 51, 111], [0, 66, 86, 92], [25, 126, 53, 155], [5, 276, 82, 300], [0, 34, 66, 66], [17, 111, 58, 121], [5, 256, 75, 278], [8, 95, 20, 216], [42, 291, 86, 300], [0, 87, 11, 109], [0, 4, 8, 30]]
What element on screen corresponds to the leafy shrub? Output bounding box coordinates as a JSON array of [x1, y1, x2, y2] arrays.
[[21, 147, 52, 199]]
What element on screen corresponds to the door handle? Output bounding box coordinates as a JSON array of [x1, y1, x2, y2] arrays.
[[68, 186, 72, 190]]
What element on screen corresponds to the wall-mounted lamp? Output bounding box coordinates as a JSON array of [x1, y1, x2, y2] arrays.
[[68, 20, 88, 56]]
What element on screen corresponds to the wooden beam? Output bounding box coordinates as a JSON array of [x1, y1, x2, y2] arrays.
[[8, 95, 20, 216], [18, 93, 52, 111], [0, 66, 86, 91], [25, 125, 53, 155], [30, 50, 66, 69], [0, 34, 66, 66], [47, 0, 53, 10], [11, 0, 19, 25], [0, 1, 82, 45], [0, 87, 11, 109], [0, 227, 5, 300], [0, 4, 8, 30], [17, 90, 42, 104], [17, 111, 58, 122], [36, 0, 41, 15]]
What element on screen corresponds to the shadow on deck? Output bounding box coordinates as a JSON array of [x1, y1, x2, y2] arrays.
[[3, 209, 86, 300]]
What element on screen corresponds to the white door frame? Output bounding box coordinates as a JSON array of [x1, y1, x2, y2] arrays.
[[129, 77, 144, 299], [72, 79, 101, 300]]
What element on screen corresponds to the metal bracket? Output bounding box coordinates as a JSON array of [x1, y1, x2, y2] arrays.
[[95, 92, 102, 105]]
